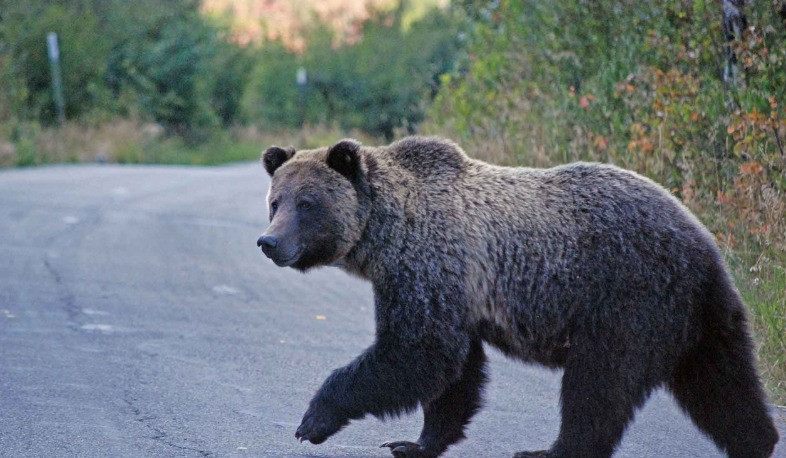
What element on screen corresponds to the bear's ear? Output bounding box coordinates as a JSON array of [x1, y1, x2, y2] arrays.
[[262, 145, 295, 176], [327, 139, 363, 181]]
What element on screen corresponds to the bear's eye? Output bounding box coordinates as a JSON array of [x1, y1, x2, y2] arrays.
[[270, 200, 279, 212], [297, 200, 312, 211]]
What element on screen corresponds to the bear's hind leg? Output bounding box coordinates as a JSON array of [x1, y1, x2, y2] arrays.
[[382, 339, 487, 458], [515, 349, 657, 458], [667, 309, 778, 458]]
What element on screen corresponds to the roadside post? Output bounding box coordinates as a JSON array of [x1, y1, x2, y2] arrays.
[[296, 67, 307, 127], [46, 32, 66, 126]]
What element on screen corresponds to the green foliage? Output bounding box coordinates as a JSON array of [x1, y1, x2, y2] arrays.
[[0, 54, 26, 122], [211, 42, 254, 127], [1, 1, 458, 142], [106, 5, 220, 137], [0, 0, 250, 139], [242, 6, 462, 140], [241, 41, 303, 127], [1, 2, 111, 122]]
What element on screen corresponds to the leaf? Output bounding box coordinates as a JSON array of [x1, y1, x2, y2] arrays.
[[739, 161, 764, 175]]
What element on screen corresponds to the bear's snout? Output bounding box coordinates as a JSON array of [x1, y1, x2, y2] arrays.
[[257, 233, 301, 266], [257, 234, 278, 250], [257, 234, 279, 258]]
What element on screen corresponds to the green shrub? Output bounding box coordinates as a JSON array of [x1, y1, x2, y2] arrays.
[[1, 2, 110, 122], [0, 0, 250, 140], [242, 5, 462, 140]]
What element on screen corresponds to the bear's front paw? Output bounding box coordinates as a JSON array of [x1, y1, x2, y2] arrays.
[[294, 401, 347, 445], [381, 441, 435, 458]]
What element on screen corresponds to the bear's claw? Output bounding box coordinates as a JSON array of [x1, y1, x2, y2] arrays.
[[381, 440, 432, 457], [294, 400, 349, 445]]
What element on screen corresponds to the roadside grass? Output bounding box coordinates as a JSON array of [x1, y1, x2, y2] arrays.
[[734, 252, 786, 405], [0, 120, 382, 168]]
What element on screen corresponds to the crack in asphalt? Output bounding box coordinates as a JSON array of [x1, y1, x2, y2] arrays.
[[43, 257, 81, 328], [123, 394, 213, 457], [40, 206, 105, 330]]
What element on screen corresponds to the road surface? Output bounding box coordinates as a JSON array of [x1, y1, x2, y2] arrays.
[[0, 163, 783, 457]]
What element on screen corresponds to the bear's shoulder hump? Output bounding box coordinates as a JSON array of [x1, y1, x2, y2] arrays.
[[384, 136, 469, 176]]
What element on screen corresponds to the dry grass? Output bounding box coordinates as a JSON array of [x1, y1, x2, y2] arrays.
[[2, 119, 159, 165], [0, 119, 383, 167]]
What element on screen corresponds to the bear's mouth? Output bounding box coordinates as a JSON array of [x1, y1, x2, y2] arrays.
[[272, 249, 302, 267]]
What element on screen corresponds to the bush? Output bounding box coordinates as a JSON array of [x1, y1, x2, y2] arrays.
[[1, 2, 111, 122], [241, 5, 462, 140], [240, 41, 304, 128], [1, 1, 460, 143], [0, 0, 250, 140]]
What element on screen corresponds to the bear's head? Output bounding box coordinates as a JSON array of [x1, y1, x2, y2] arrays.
[[257, 139, 370, 271]]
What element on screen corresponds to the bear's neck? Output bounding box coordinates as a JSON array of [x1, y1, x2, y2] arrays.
[[340, 165, 410, 282]]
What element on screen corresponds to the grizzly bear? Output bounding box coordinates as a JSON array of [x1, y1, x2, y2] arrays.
[[256, 136, 778, 458]]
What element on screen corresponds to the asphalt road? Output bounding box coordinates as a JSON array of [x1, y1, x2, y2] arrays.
[[0, 163, 783, 458]]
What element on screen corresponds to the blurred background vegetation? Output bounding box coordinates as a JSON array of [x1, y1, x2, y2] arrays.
[[0, 0, 458, 164], [0, 0, 784, 402]]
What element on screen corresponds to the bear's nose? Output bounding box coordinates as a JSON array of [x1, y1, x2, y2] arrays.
[[257, 235, 278, 251]]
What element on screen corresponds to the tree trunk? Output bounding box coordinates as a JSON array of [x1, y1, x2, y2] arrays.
[[722, 0, 747, 85]]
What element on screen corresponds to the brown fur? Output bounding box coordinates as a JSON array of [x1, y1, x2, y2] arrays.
[[258, 136, 778, 458]]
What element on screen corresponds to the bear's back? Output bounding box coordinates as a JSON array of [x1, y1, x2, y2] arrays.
[[378, 136, 470, 179]]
